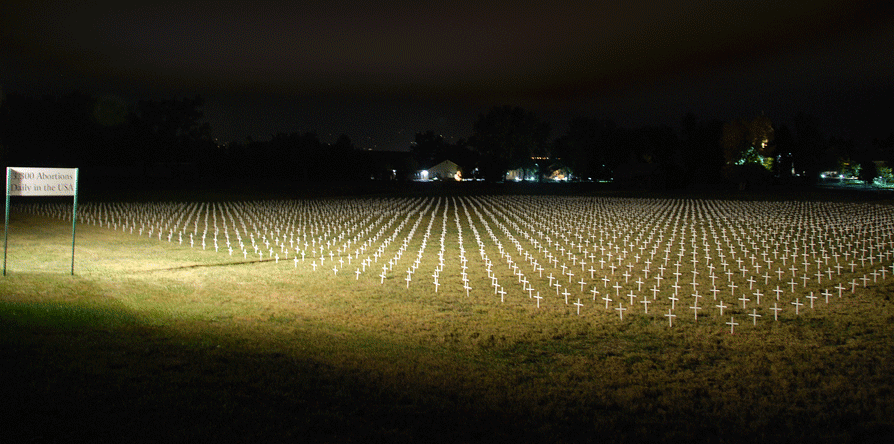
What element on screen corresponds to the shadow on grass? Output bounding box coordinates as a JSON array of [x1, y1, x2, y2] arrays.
[[132, 259, 279, 273], [3, 298, 894, 443], [0, 299, 584, 443]]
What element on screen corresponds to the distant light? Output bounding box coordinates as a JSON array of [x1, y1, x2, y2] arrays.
[[421, 170, 428, 180]]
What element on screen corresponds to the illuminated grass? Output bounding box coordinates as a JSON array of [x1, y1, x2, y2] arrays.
[[3, 198, 894, 443]]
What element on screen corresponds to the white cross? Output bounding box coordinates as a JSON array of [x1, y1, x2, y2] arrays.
[[791, 298, 803, 315], [665, 309, 676, 327], [690, 304, 701, 321], [770, 303, 782, 321], [716, 300, 727, 316], [641, 298, 651, 313], [726, 317, 739, 334], [615, 303, 627, 320], [805, 292, 817, 308], [748, 309, 761, 325]]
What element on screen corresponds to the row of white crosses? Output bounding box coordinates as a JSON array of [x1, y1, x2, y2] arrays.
[[476, 196, 894, 328], [19, 196, 894, 331]]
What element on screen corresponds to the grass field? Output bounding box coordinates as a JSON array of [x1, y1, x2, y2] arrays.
[[3, 195, 894, 443]]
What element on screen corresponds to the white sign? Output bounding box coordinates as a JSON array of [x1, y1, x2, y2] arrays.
[[7, 167, 78, 196]]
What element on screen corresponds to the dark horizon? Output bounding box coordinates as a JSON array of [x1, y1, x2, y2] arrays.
[[3, 1, 893, 150]]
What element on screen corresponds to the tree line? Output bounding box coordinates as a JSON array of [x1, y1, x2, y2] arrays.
[[1, 91, 892, 190]]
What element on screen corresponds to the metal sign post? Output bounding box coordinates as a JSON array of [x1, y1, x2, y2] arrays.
[[4, 167, 79, 276]]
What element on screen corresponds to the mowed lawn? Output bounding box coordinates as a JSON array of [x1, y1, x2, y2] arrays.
[[3, 197, 894, 443]]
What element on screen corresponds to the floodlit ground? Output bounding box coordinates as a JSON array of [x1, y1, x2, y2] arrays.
[[3, 195, 894, 443]]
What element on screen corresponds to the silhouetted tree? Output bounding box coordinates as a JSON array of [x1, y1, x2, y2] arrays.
[[680, 113, 724, 184], [873, 133, 894, 163], [327, 134, 357, 181], [773, 124, 795, 178], [133, 95, 211, 181], [792, 113, 826, 180], [472, 106, 549, 181], [554, 118, 610, 181], [721, 115, 775, 167], [410, 130, 449, 166]]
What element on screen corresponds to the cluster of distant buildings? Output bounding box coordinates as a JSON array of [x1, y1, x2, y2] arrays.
[[413, 159, 573, 182]]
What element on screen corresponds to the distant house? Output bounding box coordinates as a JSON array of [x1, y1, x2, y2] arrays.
[[505, 161, 569, 182], [505, 166, 540, 182], [418, 159, 461, 181], [547, 166, 571, 181]]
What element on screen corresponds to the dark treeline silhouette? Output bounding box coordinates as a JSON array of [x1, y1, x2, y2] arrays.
[[1, 91, 890, 193]]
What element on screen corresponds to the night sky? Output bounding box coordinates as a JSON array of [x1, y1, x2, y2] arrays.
[[2, 1, 892, 150]]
